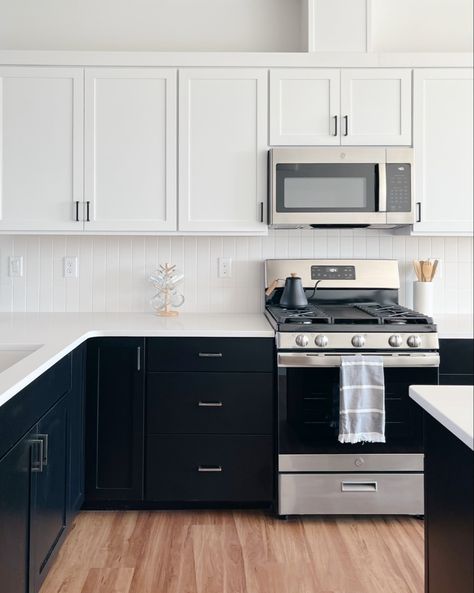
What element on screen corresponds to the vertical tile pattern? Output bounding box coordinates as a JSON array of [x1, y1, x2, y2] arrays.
[[0, 233, 472, 315]]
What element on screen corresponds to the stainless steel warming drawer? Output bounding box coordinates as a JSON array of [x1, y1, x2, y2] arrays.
[[279, 453, 424, 473], [279, 473, 424, 516]]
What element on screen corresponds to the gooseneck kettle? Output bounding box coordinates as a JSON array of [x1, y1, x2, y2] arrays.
[[278, 273, 308, 309]]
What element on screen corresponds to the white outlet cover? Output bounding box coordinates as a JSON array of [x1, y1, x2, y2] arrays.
[[8, 256, 24, 278], [63, 256, 79, 279], [218, 257, 232, 278]]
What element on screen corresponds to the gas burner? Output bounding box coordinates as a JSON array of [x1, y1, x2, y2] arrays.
[[356, 303, 433, 325], [266, 304, 330, 325]]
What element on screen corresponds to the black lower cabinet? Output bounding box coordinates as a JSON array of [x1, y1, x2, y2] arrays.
[[0, 426, 37, 593], [439, 339, 474, 386], [30, 396, 69, 592], [424, 414, 473, 593], [85, 338, 145, 503], [146, 435, 273, 502]]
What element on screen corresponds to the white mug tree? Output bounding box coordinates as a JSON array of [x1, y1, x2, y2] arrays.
[[149, 263, 185, 317]]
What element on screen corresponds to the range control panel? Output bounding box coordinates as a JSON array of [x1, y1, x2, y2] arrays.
[[311, 265, 356, 280], [386, 163, 411, 212]]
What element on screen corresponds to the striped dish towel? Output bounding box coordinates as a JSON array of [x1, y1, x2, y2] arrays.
[[338, 355, 386, 444]]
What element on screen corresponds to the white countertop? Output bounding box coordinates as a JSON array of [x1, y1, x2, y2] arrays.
[[0, 312, 274, 409], [410, 385, 474, 450], [436, 314, 474, 339]]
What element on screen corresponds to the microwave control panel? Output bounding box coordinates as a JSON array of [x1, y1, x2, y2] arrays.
[[311, 265, 356, 280], [386, 164, 411, 212]]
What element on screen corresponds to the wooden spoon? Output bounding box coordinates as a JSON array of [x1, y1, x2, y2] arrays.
[[413, 260, 422, 282], [430, 259, 439, 281], [422, 260, 433, 282]]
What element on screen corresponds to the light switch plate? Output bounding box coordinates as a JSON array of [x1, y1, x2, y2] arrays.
[[8, 256, 24, 277]]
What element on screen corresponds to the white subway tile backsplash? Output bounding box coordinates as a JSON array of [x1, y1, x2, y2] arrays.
[[0, 233, 472, 315]]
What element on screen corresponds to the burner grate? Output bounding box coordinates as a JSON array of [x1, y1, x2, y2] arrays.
[[355, 303, 433, 325], [266, 305, 330, 324]]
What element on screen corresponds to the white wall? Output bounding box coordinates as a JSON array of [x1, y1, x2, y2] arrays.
[[0, 0, 305, 52], [0, 232, 472, 316]]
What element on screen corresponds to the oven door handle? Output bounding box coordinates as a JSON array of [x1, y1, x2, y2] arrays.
[[277, 353, 440, 368]]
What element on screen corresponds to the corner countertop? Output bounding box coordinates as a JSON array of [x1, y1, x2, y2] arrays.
[[409, 385, 474, 450], [436, 314, 474, 339], [0, 312, 274, 409]]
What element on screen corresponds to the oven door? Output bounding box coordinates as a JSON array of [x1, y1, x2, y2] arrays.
[[277, 352, 439, 459], [269, 148, 388, 227]]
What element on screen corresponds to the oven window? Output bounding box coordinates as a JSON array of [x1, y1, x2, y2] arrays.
[[276, 163, 377, 212]]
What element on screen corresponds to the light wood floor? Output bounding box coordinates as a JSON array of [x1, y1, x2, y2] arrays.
[[41, 511, 424, 593]]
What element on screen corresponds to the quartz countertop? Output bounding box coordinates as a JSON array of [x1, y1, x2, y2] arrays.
[[436, 314, 474, 339], [0, 312, 274, 409], [409, 384, 474, 450]]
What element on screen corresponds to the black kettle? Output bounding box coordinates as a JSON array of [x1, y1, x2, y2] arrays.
[[279, 273, 308, 309]]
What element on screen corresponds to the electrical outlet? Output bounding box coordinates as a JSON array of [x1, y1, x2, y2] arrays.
[[218, 257, 232, 278], [63, 256, 79, 279], [8, 256, 24, 278]]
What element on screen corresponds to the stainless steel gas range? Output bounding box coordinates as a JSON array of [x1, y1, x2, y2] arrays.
[[264, 259, 440, 517]]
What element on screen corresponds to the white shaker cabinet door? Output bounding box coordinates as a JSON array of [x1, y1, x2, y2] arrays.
[[270, 69, 340, 145], [178, 69, 268, 233], [84, 68, 177, 232], [340, 69, 412, 146], [0, 67, 83, 232], [413, 69, 473, 235]]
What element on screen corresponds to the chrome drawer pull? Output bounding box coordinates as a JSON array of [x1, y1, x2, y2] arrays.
[[198, 465, 223, 473], [341, 481, 378, 492], [198, 401, 223, 407], [30, 438, 44, 473], [198, 352, 223, 358]]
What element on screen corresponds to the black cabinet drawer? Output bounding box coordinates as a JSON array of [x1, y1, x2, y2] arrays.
[[146, 435, 273, 502], [440, 339, 474, 375], [146, 337, 274, 373], [146, 372, 273, 435]]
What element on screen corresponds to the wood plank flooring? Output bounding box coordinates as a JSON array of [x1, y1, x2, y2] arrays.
[[41, 511, 424, 593]]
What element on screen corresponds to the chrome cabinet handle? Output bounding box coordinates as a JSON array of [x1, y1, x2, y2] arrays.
[[333, 115, 338, 136], [37, 433, 48, 466], [341, 481, 378, 492], [198, 401, 223, 407], [74, 201, 80, 222], [137, 346, 141, 371], [30, 438, 44, 473], [343, 115, 349, 136], [198, 352, 223, 358], [198, 465, 223, 473]]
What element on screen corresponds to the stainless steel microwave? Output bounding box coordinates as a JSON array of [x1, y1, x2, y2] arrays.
[[269, 147, 414, 228]]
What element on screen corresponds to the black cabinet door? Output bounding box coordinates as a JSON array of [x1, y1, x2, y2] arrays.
[[68, 343, 86, 519], [85, 338, 145, 502], [30, 395, 69, 592], [0, 427, 37, 593]]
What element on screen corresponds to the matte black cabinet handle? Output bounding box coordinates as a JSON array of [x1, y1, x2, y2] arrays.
[[74, 201, 80, 222], [333, 115, 338, 136], [259, 201, 264, 223], [86, 201, 91, 222], [198, 352, 223, 358], [416, 202, 422, 223], [198, 465, 223, 473], [344, 115, 349, 136]]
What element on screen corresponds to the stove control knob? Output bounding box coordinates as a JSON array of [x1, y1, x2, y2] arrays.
[[351, 335, 365, 348], [314, 334, 329, 348], [388, 334, 403, 348], [407, 335, 422, 348], [295, 334, 309, 348]]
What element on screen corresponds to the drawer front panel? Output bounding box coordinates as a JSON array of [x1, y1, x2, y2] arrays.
[[146, 373, 273, 435], [146, 338, 274, 373], [440, 339, 474, 375], [279, 453, 424, 473], [279, 473, 423, 515], [146, 435, 273, 502]]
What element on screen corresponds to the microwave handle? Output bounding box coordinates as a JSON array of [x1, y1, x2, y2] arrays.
[[378, 163, 387, 212]]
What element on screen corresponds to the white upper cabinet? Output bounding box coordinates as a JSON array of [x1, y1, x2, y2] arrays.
[[270, 69, 340, 145], [84, 68, 177, 232], [0, 67, 83, 232], [413, 69, 473, 235], [178, 69, 268, 233], [270, 68, 412, 146], [341, 69, 412, 146]]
